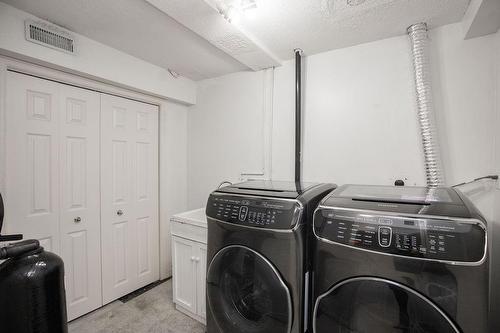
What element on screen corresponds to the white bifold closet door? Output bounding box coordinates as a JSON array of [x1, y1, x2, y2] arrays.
[[59, 84, 102, 320], [5, 72, 102, 320], [5, 71, 160, 319], [100, 94, 159, 304]]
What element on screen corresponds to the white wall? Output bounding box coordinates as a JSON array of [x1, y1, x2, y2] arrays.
[[0, 2, 196, 104], [272, 33, 425, 187], [431, 24, 497, 185], [187, 23, 498, 209], [160, 100, 188, 277], [188, 70, 269, 207]]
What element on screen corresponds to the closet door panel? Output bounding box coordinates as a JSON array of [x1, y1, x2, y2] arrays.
[[134, 102, 159, 288], [101, 94, 158, 304], [5, 72, 60, 253], [101, 95, 137, 304], [59, 85, 102, 320]]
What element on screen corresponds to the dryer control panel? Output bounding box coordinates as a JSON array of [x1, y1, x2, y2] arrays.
[[206, 194, 302, 230], [314, 208, 486, 263]]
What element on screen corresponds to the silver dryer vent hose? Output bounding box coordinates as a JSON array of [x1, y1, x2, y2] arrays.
[[408, 23, 445, 187]]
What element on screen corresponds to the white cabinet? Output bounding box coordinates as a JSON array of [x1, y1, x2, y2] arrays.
[[171, 208, 207, 324], [196, 244, 207, 319], [172, 236, 199, 313], [4, 71, 159, 320]]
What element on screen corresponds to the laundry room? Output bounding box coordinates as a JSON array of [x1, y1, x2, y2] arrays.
[[0, 0, 499, 332]]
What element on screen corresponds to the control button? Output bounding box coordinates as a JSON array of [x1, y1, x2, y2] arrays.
[[238, 206, 248, 221], [379, 218, 393, 225], [378, 226, 392, 248]]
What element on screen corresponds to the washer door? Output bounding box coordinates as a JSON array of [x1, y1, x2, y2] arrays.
[[207, 245, 292, 333], [314, 277, 460, 333]]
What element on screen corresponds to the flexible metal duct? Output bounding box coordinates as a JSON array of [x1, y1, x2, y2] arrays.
[[407, 23, 445, 187]]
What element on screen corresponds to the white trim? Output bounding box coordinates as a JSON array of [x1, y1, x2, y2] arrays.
[[0, 61, 6, 194], [0, 55, 165, 105], [495, 31, 500, 188], [0, 55, 173, 279], [175, 303, 206, 325], [240, 67, 274, 180]]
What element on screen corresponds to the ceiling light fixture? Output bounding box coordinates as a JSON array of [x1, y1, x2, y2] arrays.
[[215, 0, 258, 23], [215, 1, 240, 23]]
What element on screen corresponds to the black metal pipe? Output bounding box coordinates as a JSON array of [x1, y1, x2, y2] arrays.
[[0, 193, 4, 234], [294, 49, 302, 184]]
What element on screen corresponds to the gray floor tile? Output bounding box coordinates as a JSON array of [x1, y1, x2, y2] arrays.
[[69, 280, 206, 333]]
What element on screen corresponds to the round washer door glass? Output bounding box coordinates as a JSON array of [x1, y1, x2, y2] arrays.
[[314, 277, 459, 333], [207, 245, 292, 333]]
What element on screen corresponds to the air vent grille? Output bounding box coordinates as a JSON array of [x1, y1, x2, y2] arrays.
[[25, 20, 75, 54]]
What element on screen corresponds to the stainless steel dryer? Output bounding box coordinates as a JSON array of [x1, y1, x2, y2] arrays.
[[205, 180, 335, 333], [312, 184, 489, 333]]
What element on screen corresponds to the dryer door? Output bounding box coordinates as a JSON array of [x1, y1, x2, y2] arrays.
[[314, 277, 460, 333], [207, 245, 292, 333]]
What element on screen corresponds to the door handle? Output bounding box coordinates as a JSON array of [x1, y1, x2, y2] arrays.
[[74, 216, 82, 223], [117, 210, 124, 216]]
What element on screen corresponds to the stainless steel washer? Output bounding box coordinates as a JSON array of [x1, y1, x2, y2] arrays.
[[205, 180, 335, 333], [312, 184, 489, 333]]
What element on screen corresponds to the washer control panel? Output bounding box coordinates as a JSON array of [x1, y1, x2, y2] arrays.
[[314, 208, 486, 263], [206, 194, 301, 230]]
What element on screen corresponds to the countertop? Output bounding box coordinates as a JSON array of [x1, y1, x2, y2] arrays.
[[171, 207, 207, 228]]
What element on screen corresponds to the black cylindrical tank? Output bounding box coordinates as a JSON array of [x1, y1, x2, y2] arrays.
[[0, 244, 68, 333]]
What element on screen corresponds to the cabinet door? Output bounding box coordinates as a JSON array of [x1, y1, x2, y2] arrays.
[[172, 236, 197, 313], [5, 72, 60, 253], [59, 85, 102, 320], [196, 243, 207, 319], [100, 94, 159, 304]]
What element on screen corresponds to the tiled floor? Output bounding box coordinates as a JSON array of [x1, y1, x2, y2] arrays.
[[69, 280, 206, 333]]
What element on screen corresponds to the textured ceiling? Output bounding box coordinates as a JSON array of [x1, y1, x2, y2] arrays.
[[236, 0, 471, 60], [146, 0, 282, 71], [0, 0, 248, 80], [1, 0, 470, 80]]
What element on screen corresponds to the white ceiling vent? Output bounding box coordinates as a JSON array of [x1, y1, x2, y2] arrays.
[[25, 20, 75, 54]]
